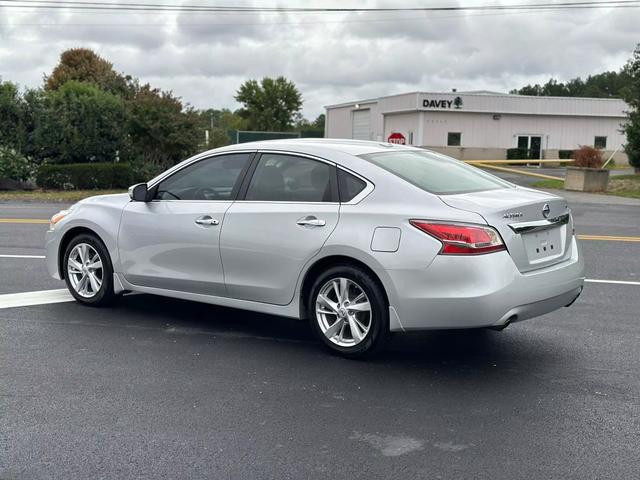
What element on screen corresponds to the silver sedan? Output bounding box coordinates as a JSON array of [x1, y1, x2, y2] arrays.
[[46, 139, 585, 356]]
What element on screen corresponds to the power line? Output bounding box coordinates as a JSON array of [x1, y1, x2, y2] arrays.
[[0, 6, 633, 27], [1, 0, 639, 14], [0, 10, 573, 26]]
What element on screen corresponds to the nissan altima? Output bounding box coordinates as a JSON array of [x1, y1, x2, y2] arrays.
[[46, 139, 585, 356]]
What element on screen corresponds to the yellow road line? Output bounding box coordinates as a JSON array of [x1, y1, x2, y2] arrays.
[[577, 235, 640, 242], [0, 218, 50, 224], [472, 163, 564, 181], [464, 159, 574, 165]]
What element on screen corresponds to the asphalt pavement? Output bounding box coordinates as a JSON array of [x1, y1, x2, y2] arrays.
[[0, 179, 639, 479]]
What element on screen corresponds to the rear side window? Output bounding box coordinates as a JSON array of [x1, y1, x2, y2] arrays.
[[359, 150, 512, 195], [338, 169, 367, 202], [155, 153, 250, 200], [245, 154, 335, 202]]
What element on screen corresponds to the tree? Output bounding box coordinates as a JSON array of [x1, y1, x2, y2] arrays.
[[127, 84, 201, 169], [235, 77, 302, 131], [313, 113, 325, 131], [622, 44, 640, 171], [0, 81, 25, 149], [19, 88, 47, 160], [195, 108, 248, 148], [46, 48, 132, 97], [33, 81, 127, 164], [293, 113, 325, 135], [511, 70, 632, 98]]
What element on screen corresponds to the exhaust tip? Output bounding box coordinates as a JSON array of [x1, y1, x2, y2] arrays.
[[564, 286, 583, 308], [490, 315, 517, 331]]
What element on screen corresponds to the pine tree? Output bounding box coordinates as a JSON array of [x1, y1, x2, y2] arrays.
[[622, 44, 640, 171]]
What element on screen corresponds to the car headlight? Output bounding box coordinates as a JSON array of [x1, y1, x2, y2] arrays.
[[50, 210, 70, 229], [49, 204, 77, 229]]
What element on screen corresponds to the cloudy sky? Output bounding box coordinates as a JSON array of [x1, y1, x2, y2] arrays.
[[0, 1, 637, 118]]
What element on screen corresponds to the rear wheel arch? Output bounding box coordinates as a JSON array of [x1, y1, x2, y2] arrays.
[[58, 227, 108, 279], [299, 255, 389, 320]]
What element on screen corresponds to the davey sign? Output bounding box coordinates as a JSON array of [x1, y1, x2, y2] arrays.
[[387, 132, 406, 145], [422, 96, 463, 109]]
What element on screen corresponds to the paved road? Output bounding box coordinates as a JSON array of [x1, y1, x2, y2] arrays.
[[0, 190, 639, 479]]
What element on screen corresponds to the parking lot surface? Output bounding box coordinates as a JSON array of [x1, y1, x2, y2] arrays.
[[1, 182, 639, 479]]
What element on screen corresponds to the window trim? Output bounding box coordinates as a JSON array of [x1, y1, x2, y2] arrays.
[[447, 132, 462, 147], [147, 150, 256, 203], [235, 150, 340, 204], [594, 136, 607, 149], [147, 150, 257, 202]]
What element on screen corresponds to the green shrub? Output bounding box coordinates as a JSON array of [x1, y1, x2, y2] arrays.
[[506, 148, 532, 160], [36, 162, 133, 190], [558, 149, 574, 159], [33, 81, 127, 165], [128, 160, 165, 184], [0, 147, 36, 182]]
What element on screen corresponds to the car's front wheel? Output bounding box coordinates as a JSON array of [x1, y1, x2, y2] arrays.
[[309, 265, 389, 357], [63, 233, 115, 307]]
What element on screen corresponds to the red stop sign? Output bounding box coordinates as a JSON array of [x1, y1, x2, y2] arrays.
[[388, 132, 406, 145]]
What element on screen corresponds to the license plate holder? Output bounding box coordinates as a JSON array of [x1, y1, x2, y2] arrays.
[[523, 227, 562, 262]]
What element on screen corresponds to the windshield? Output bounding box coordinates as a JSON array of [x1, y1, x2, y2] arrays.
[[359, 149, 513, 195]]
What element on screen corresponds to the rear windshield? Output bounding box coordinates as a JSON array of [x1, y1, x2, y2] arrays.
[[359, 150, 513, 195]]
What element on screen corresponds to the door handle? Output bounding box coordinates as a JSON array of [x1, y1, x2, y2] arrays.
[[195, 215, 220, 226], [296, 216, 326, 227]]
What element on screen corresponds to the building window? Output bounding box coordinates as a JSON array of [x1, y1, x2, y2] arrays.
[[594, 136, 607, 149], [447, 132, 461, 147]]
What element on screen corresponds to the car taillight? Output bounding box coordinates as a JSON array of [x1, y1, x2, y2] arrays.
[[410, 220, 506, 255]]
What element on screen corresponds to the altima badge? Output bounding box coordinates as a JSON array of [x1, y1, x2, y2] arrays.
[[503, 212, 523, 219]]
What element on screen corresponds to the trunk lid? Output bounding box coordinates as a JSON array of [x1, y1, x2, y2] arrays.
[[439, 187, 573, 272]]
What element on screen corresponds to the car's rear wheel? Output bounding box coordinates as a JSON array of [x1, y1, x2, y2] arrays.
[[63, 234, 115, 307], [309, 265, 389, 357]]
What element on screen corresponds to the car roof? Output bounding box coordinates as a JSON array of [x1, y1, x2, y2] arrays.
[[211, 138, 417, 157], [149, 139, 424, 188]]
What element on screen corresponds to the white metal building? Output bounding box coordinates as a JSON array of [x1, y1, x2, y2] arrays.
[[325, 91, 629, 163]]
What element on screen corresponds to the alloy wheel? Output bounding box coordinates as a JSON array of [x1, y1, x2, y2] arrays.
[[67, 243, 103, 298], [315, 277, 372, 347]]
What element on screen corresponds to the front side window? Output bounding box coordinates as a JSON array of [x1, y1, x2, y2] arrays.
[[359, 150, 512, 195], [447, 132, 462, 147], [154, 153, 250, 200], [245, 154, 334, 202], [594, 136, 607, 149]]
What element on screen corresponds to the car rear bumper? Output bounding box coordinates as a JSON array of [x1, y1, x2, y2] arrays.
[[387, 236, 585, 331]]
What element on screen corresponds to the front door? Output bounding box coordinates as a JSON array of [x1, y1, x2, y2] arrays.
[[118, 152, 252, 296], [517, 135, 543, 160], [220, 153, 340, 305], [530, 136, 542, 160]]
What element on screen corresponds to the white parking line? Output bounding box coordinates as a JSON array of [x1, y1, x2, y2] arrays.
[[0, 289, 74, 309], [585, 279, 640, 286], [0, 254, 46, 259]]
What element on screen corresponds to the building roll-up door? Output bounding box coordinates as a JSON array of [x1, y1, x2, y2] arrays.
[[351, 109, 371, 140]]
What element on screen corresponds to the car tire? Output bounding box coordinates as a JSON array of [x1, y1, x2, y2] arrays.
[[63, 233, 116, 307], [308, 264, 389, 358]]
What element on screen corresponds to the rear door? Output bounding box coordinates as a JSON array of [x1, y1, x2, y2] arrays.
[[439, 187, 573, 272], [220, 152, 340, 305], [118, 152, 253, 295]]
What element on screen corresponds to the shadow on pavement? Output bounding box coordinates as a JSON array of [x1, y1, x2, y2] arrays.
[[101, 293, 565, 376]]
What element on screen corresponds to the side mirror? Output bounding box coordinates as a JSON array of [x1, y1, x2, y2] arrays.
[[128, 183, 150, 202]]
